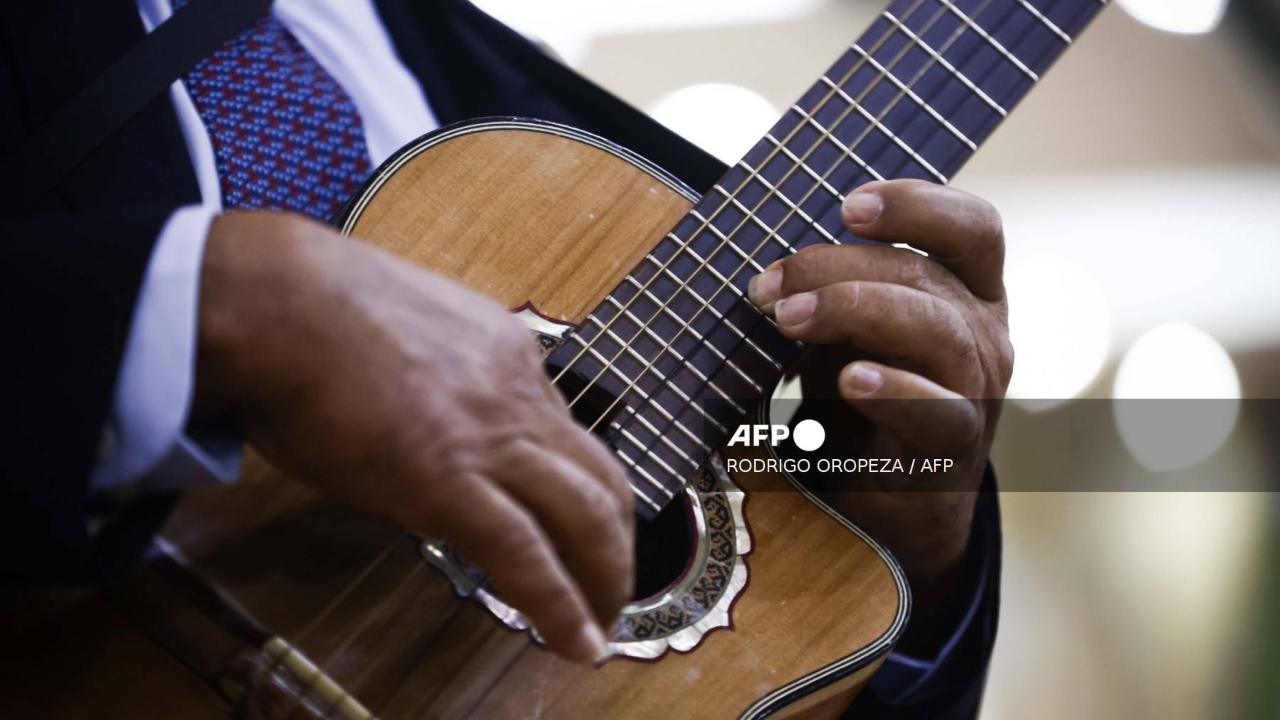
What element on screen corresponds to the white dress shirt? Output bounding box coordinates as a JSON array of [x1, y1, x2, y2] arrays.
[[93, 0, 438, 492]]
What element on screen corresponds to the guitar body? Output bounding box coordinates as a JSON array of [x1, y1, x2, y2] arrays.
[[5, 120, 906, 720]]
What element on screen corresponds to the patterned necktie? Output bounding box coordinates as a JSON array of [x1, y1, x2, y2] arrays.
[[173, 0, 371, 220]]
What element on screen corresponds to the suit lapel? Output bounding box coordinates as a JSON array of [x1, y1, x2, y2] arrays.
[[0, 0, 201, 211]]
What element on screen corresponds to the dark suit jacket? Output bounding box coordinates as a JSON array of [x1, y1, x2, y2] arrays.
[[0, 1, 998, 716]]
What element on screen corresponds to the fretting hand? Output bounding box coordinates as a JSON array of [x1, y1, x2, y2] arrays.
[[748, 179, 1013, 649]]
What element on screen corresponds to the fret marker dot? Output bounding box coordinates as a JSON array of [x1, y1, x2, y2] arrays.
[[793, 419, 825, 452]]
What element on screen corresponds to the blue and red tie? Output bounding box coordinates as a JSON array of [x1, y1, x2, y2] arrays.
[[173, 0, 371, 221]]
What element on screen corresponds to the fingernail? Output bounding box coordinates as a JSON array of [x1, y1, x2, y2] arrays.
[[775, 292, 817, 327], [571, 622, 609, 664], [843, 364, 883, 396], [843, 192, 883, 225], [748, 267, 783, 308]]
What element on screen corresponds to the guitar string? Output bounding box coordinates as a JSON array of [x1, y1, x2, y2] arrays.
[[274, 9, 1091, 718], [578, 0, 1063, 471], [853, 0, 1061, 183], [546, 0, 941, 495], [562, 0, 988, 481], [590, 0, 1046, 479], [647, 0, 1055, 412], [268, 1, 1072, 709], [550, 6, 950, 512], [307, 561, 429, 720], [272, 559, 427, 720], [596, 0, 1052, 462], [546, 0, 933, 397], [557, 0, 1016, 455], [258, 1, 940, 704], [256, 538, 403, 708]]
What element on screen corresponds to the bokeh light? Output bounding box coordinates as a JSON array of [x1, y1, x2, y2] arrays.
[[1117, 0, 1228, 35], [647, 83, 780, 164], [1005, 256, 1111, 410], [1113, 323, 1241, 471]]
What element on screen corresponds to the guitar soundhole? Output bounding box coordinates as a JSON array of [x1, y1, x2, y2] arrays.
[[631, 492, 694, 601]]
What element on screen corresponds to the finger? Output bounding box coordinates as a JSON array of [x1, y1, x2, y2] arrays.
[[555, 423, 636, 530], [431, 478, 608, 664], [747, 243, 960, 312], [840, 179, 1005, 301], [535, 374, 636, 523], [493, 439, 633, 628], [838, 361, 980, 455], [773, 281, 972, 382]]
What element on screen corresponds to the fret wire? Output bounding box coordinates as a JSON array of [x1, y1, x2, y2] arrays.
[[613, 442, 678, 499], [701, 187, 825, 250], [654, 237, 761, 303], [643, 0, 1002, 414], [599, 0, 1003, 448], [571, 205, 801, 411], [849, 2, 1016, 185], [817, 74, 949, 183], [938, 0, 1039, 81], [572, 0, 960, 458], [883, 11, 1008, 117], [550, 0, 931, 397], [550, 0, 941, 432], [617, 419, 699, 475], [707, 0, 1076, 393], [689, 209, 776, 270], [1002, 0, 1075, 78], [570, 0, 1061, 490], [592, 312, 778, 439], [570, 328, 719, 450], [583, 308, 775, 442], [848, 43, 978, 152], [1024, 0, 1079, 44], [870, 0, 1034, 183], [753, 143, 845, 207], [688, 210, 769, 273], [575, 0, 959, 444], [613, 448, 669, 510], [615, 442, 683, 501], [1017, 0, 1073, 44], [788, 108, 887, 181], [717, 176, 839, 245], [583, 313, 742, 427], [633, 491, 663, 514], [601, 296, 750, 413], [633, 252, 783, 375]]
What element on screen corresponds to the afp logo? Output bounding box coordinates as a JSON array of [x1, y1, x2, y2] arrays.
[[726, 419, 826, 452]]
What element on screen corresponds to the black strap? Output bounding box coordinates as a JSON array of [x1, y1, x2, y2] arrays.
[[1, 0, 272, 210]]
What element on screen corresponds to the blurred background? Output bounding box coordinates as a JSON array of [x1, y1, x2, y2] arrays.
[[471, 0, 1280, 717]]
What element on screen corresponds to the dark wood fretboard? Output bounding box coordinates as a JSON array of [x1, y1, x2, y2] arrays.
[[547, 0, 1109, 516]]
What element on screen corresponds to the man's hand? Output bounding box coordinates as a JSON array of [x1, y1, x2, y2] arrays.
[[747, 179, 1012, 649], [194, 211, 634, 664]]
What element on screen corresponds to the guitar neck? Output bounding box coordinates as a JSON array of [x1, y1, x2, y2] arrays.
[[548, 0, 1110, 516]]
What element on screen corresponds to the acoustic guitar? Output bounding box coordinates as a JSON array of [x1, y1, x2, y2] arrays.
[[5, 0, 1107, 717]]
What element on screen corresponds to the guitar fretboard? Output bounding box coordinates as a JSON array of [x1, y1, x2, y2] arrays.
[[547, 0, 1109, 516]]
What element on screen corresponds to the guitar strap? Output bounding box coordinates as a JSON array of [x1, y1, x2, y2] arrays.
[[0, 0, 273, 211]]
